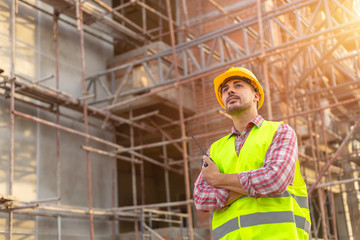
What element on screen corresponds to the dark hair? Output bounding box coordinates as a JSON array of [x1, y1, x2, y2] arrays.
[[219, 76, 259, 94]]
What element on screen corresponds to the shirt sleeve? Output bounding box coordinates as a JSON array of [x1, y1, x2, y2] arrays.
[[238, 123, 298, 197], [193, 147, 230, 212]]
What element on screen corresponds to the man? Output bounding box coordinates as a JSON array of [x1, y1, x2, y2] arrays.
[[193, 67, 311, 239]]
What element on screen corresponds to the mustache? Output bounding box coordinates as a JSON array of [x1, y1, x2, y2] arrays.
[[226, 94, 240, 103]]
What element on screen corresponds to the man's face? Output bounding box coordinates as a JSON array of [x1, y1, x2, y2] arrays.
[[220, 79, 259, 115]]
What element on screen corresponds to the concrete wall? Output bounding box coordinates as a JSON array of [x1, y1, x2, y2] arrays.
[[0, 0, 115, 238]]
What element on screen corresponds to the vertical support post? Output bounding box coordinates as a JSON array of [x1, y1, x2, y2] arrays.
[[142, 0, 147, 35], [140, 160, 145, 205], [140, 208, 144, 240], [181, 0, 189, 31], [149, 212, 152, 240], [313, 71, 331, 238], [139, 131, 145, 206], [309, 199, 318, 239], [242, 28, 249, 55], [318, 95, 337, 239], [201, 78, 209, 147], [356, 39, 360, 79], [218, 37, 224, 63], [120, 0, 125, 25], [53, 9, 62, 240], [180, 216, 184, 239], [307, 111, 328, 239], [257, 0, 272, 119], [76, 1, 95, 239], [165, 0, 194, 239], [112, 131, 117, 240], [307, 48, 313, 91], [157, 0, 163, 42], [130, 107, 139, 239], [111, 71, 115, 94], [8, 0, 16, 238], [162, 135, 172, 227]]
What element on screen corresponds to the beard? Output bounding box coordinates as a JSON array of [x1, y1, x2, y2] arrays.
[[225, 100, 252, 116]]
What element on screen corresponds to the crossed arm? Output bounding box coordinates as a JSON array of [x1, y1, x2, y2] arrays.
[[201, 156, 246, 205], [193, 123, 298, 212]]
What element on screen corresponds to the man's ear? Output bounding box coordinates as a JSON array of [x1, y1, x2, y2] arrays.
[[254, 92, 260, 101]]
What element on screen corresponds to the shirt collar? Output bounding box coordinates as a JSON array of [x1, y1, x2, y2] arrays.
[[228, 115, 264, 138]]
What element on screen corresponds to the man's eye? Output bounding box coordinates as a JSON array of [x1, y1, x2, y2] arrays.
[[222, 88, 228, 93], [235, 83, 242, 88]]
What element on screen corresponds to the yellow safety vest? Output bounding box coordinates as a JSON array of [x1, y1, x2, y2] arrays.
[[210, 120, 311, 239]]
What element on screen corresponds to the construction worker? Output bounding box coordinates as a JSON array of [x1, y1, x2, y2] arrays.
[[193, 67, 311, 239]]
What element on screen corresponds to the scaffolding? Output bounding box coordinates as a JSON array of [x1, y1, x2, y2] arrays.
[[1, 0, 360, 239]]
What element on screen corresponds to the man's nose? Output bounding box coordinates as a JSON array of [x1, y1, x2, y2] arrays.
[[227, 88, 235, 95]]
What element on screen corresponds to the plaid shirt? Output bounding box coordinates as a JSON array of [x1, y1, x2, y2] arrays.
[[193, 115, 297, 211]]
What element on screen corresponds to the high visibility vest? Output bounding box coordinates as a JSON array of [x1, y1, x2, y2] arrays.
[[209, 120, 311, 240]]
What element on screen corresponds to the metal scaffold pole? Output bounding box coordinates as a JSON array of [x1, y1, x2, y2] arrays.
[[165, 0, 194, 239], [257, 0, 272, 120], [53, 8, 62, 240], [8, 0, 17, 239], [319, 97, 338, 240], [130, 106, 140, 239], [76, 1, 95, 238], [111, 131, 117, 240]]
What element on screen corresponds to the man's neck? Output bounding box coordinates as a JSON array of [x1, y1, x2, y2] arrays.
[[231, 109, 258, 133]]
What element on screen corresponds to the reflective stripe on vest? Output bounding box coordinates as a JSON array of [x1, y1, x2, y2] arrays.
[[213, 217, 238, 240], [233, 191, 309, 211], [273, 191, 309, 209], [213, 211, 311, 239]]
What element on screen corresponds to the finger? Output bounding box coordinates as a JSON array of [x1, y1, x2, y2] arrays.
[[202, 155, 209, 167], [203, 155, 211, 163]]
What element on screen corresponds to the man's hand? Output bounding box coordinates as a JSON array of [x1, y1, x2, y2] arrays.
[[225, 191, 244, 206], [202, 155, 221, 187], [202, 156, 248, 195]]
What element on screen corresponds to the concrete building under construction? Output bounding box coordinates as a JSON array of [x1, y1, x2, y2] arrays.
[[0, 0, 360, 239]]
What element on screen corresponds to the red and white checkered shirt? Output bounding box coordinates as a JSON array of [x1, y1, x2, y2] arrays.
[[193, 115, 297, 212]]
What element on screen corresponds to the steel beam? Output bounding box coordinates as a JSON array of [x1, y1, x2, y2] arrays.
[[86, 0, 360, 114]]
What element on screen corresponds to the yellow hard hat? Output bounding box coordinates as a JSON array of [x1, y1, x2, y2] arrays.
[[213, 67, 264, 110]]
